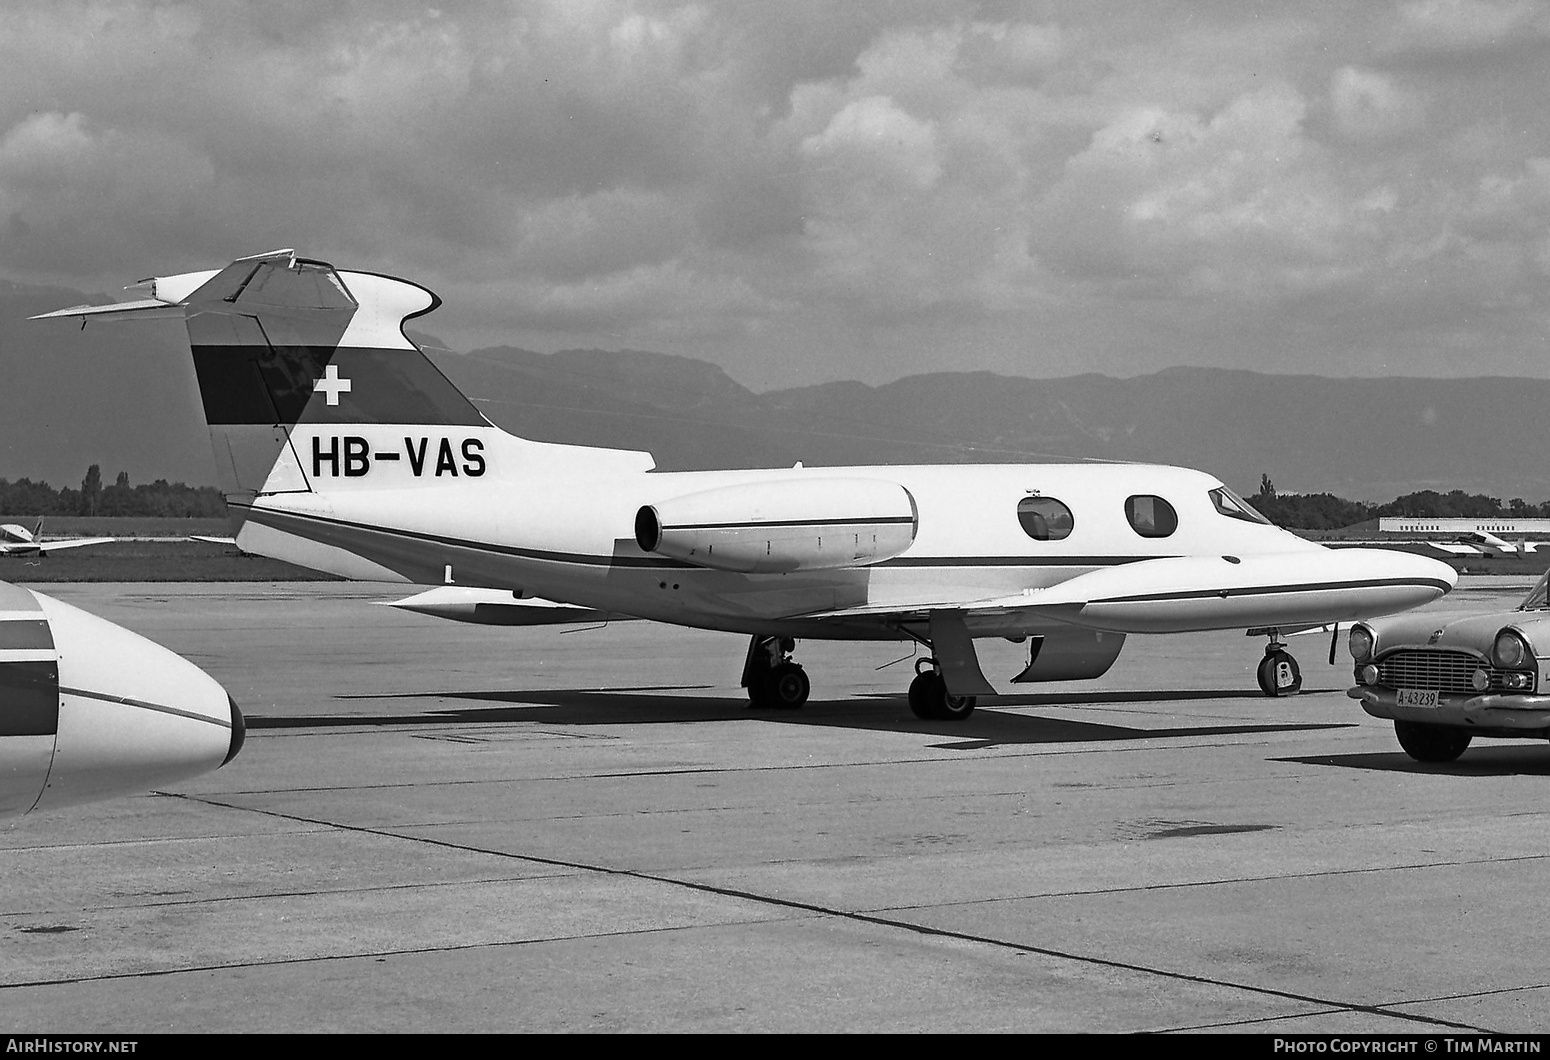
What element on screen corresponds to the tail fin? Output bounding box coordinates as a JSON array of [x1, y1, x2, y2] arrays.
[[33, 250, 655, 563], [36, 251, 495, 510]]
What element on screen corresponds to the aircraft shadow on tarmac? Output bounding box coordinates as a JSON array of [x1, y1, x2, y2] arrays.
[[1277, 745, 1550, 777], [246, 685, 1355, 748]]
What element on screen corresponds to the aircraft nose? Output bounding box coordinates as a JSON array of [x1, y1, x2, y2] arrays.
[[1406, 551, 1458, 600], [2, 589, 241, 818], [1365, 549, 1458, 613]]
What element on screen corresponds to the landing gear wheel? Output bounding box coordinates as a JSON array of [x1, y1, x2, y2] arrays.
[[764, 662, 809, 709], [747, 681, 773, 709], [1394, 721, 1472, 763], [940, 690, 977, 721], [908, 672, 941, 719], [1256, 649, 1302, 697], [907, 672, 976, 721], [744, 635, 806, 710]]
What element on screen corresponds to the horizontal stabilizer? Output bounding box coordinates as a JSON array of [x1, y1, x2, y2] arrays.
[[29, 298, 186, 323]]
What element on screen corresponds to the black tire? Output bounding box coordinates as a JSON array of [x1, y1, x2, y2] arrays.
[[1394, 720, 1472, 763], [908, 672, 943, 720], [766, 662, 809, 709], [747, 681, 773, 709], [940, 692, 977, 721], [907, 672, 976, 721], [1256, 650, 1302, 697]]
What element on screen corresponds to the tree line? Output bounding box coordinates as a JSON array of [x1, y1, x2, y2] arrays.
[[0, 465, 225, 518], [1249, 475, 1550, 530]]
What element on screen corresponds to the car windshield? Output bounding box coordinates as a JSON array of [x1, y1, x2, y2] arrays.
[[1520, 570, 1550, 611]]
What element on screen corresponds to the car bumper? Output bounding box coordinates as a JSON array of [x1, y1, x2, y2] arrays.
[[1348, 686, 1550, 731]]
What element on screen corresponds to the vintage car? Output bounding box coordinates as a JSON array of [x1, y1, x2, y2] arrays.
[[1348, 571, 1550, 762]]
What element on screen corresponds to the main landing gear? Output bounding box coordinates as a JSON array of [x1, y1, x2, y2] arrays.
[[742, 635, 810, 710], [741, 616, 988, 721], [1256, 630, 1302, 697], [908, 659, 977, 721]]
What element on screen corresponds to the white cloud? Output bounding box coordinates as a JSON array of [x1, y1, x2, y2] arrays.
[[1331, 67, 1425, 140], [1386, 0, 1550, 52], [800, 96, 942, 192]]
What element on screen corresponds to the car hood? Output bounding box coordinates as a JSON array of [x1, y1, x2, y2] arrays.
[[1363, 609, 1550, 654]]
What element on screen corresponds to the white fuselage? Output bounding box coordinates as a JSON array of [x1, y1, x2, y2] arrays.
[[232, 423, 1440, 639]]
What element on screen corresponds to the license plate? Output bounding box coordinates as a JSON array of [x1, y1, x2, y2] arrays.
[[1396, 689, 1439, 708]]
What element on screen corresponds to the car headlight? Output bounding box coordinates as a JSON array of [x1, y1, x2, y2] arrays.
[[1492, 628, 1533, 669], [1349, 625, 1375, 663]]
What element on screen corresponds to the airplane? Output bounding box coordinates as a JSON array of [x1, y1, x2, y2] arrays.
[[1433, 531, 1543, 556], [0, 579, 244, 820], [0, 520, 114, 557], [33, 249, 1458, 717]]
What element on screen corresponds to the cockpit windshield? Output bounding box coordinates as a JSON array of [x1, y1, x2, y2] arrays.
[[1520, 570, 1550, 611], [1209, 486, 1271, 525]]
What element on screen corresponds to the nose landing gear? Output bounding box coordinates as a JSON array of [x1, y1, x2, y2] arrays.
[[1256, 630, 1302, 697]]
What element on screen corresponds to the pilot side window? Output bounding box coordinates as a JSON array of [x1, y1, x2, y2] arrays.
[[1017, 496, 1074, 541], [1125, 495, 1177, 538], [1209, 486, 1271, 525]]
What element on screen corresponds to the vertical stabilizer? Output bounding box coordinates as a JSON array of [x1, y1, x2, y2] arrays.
[[34, 251, 488, 530]]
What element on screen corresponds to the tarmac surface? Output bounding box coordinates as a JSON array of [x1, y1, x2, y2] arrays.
[[3, 577, 1548, 1034]]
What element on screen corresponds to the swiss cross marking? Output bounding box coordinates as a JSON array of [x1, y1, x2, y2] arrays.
[[313, 364, 352, 406]]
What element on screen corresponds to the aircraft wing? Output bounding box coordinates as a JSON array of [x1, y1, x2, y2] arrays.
[[799, 550, 1453, 636], [0, 537, 115, 554]]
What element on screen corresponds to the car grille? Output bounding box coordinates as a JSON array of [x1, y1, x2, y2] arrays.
[[1375, 649, 1512, 693]]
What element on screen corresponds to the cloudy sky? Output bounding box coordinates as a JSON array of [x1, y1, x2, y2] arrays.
[[4, 0, 1550, 390]]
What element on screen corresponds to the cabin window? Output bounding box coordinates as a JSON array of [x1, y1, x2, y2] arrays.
[[1017, 496, 1074, 541], [1209, 486, 1271, 525], [1125, 495, 1177, 538]]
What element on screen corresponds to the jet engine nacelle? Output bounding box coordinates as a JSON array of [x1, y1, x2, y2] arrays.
[[0, 582, 243, 820], [636, 478, 918, 574]]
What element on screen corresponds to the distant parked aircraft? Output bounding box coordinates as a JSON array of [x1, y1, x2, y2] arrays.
[[35, 250, 1457, 714], [0, 521, 114, 557]]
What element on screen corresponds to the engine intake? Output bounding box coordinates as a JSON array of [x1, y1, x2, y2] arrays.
[[636, 478, 918, 574]]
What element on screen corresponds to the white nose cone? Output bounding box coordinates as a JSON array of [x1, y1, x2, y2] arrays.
[[0, 585, 243, 819]]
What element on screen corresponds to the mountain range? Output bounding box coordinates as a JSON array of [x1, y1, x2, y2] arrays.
[[1, 279, 1542, 502]]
